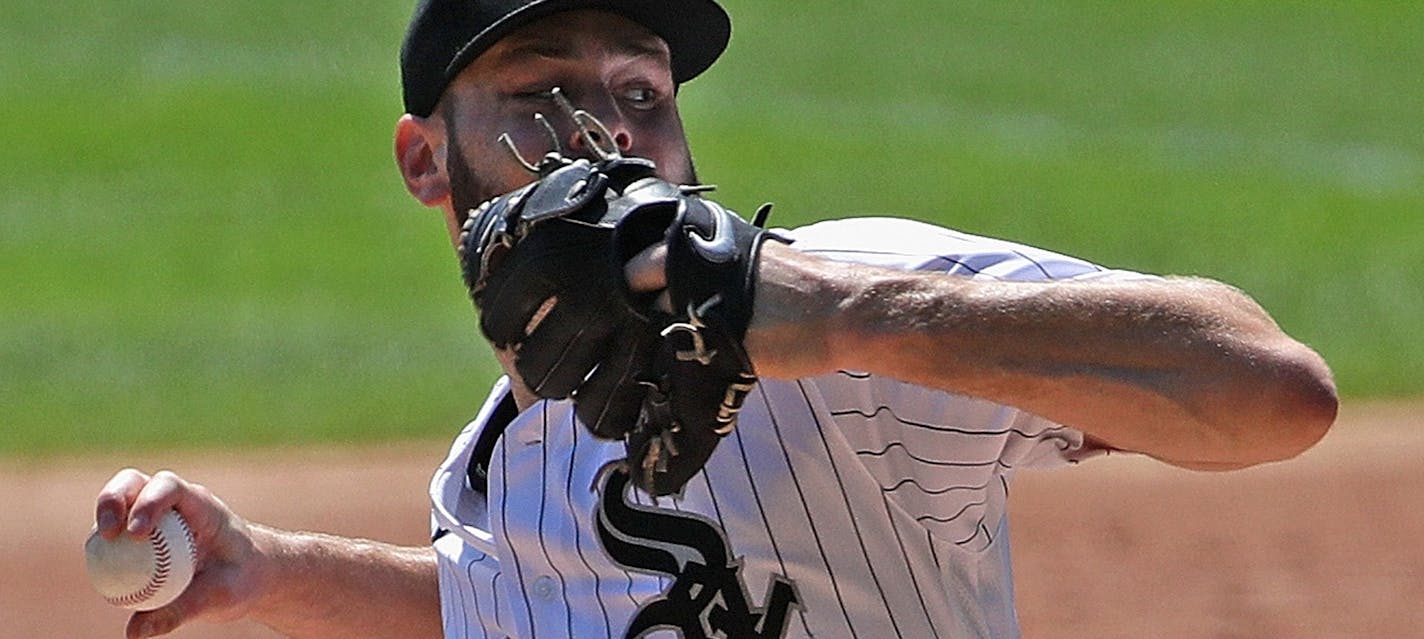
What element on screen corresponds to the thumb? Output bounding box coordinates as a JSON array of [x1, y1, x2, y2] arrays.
[[123, 577, 227, 639], [126, 609, 184, 639], [624, 243, 668, 294]]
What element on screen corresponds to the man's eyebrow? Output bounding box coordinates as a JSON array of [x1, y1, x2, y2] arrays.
[[495, 39, 574, 62], [608, 38, 669, 61], [492, 36, 669, 64]]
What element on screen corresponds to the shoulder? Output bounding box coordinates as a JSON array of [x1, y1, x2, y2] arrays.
[[779, 216, 1154, 282]]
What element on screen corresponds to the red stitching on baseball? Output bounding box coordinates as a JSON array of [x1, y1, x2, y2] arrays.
[[103, 525, 174, 608]]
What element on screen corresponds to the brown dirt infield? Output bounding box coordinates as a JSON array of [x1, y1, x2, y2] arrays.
[[4, 399, 1419, 638]]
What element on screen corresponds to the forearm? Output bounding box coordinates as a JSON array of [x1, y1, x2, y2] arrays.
[[248, 525, 441, 639], [746, 242, 1338, 468]]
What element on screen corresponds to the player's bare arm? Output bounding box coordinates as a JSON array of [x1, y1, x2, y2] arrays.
[[93, 469, 441, 639], [741, 241, 1338, 469], [245, 528, 438, 639]]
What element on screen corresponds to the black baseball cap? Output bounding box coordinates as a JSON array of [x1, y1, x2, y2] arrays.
[[401, 0, 732, 117]]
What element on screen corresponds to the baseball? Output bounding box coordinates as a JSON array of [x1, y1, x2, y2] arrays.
[[84, 509, 198, 611]]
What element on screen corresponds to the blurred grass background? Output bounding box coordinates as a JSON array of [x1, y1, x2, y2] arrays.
[[2, 2, 1420, 457]]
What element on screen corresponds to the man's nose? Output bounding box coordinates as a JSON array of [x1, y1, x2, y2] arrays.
[[565, 100, 633, 156]]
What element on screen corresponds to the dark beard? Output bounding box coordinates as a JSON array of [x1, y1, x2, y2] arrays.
[[443, 110, 701, 227], [446, 132, 499, 229], [447, 144, 701, 229]]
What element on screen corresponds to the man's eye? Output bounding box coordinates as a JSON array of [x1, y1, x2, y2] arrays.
[[622, 87, 657, 109]]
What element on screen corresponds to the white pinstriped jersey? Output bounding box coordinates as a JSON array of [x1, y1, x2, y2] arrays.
[[430, 217, 1152, 638]]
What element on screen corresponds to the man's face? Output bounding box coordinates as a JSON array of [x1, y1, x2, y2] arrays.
[[439, 10, 698, 216]]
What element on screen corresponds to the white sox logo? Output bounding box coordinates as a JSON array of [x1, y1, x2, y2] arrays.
[[595, 465, 802, 638]]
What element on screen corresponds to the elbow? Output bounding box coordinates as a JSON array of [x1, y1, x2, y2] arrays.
[[1246, 345, 1339, 464], [1281, 367, 1339, 461]]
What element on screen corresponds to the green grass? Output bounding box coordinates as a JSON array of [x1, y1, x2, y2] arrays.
[[3, 1, 1420, 456]]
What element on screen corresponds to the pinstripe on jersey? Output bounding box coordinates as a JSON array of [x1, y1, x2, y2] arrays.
[[431, 217, 1149, 638]]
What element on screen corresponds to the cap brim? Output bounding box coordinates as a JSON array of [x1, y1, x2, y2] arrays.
[[445, 0, 730, 86]]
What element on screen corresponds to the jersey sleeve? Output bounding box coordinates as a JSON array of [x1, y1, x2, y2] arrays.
[[780, 216, 1159, 284]]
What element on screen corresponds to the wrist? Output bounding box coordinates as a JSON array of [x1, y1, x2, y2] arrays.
[[242, 523, 290, 621], [745, 242, 850, 378], [243, 525, 349, 636]]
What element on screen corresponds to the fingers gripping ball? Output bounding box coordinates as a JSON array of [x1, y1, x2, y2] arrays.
[[84, 510, 197, 611]]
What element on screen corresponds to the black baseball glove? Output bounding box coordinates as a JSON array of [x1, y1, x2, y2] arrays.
[[459, 155, 662, 437], [459, 153, 783, 496], [612, 189, 781, 495]]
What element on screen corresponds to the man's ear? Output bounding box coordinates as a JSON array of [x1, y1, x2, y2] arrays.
[[394, 114, 451, 208]]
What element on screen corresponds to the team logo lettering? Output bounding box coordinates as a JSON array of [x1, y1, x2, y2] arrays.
[[595, 465, 801, 638]]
